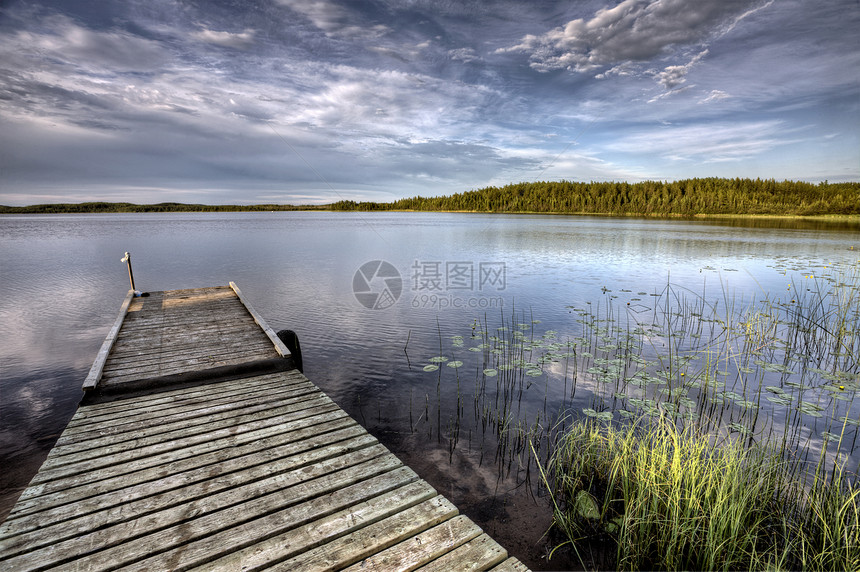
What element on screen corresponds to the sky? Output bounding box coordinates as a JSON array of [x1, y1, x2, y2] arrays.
[[0, 0, 858, 206]]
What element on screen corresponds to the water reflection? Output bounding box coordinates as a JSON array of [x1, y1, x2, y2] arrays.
[[1, 212, 858, 568]]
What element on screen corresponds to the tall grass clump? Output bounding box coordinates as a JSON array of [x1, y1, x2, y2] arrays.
[[543, 415, 860, 571]]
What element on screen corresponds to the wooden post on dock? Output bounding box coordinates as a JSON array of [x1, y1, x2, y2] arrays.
[[121, 252, 135, 291]]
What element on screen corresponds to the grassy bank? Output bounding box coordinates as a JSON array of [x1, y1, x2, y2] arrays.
[[541, 416, 860, 571]]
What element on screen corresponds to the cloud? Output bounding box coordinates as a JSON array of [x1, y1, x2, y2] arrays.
[[699, 89, 731, 103], [275, 0, 389, 39], [647, 84, 693, 103], [0, 7, 522, 203], [656, 49, 708, 89], [448, 47, 480, 63], [192, 27, 256, 49], [12, 15, 169, 73], [719, 0, 775, 37], [606, 120, 800, 162], [594, 62, 637, 79], [0, 0, 856, 204], [499, 0, 761, 73]]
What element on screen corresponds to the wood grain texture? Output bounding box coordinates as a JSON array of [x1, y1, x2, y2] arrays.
[[82, 289, 135, 390], [96, 285, 284, 389]]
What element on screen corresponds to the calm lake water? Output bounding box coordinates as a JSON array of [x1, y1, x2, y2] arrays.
[[1, 212, 858, 569]]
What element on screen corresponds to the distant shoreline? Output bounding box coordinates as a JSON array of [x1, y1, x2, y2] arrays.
[[2, 208, 858, 230], [3, 207, 859, 221], [3, 178, 859, 219], [2, 206, 859, 222]]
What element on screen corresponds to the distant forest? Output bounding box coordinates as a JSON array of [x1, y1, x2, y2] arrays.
[[331, 178, 860, 216], [2, 178, 858, 216]]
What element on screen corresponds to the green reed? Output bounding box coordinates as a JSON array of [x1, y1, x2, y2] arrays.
[[542, 415, 860, 571]]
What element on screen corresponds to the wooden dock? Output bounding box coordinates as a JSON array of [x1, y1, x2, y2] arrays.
[[0, 284, 528, 571]]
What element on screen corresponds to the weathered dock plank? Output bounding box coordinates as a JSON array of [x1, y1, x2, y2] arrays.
[[13, 402, 345, 510], [0, 429, 373, 550], [56, 375, 315, 441], [248, 494, 459, 572], [416, 534, 509, 571], [0, 284, 529, 571], [82, 289, 135, 390], [1, 415, 361, 535], [39, 394, 334, 469], [65, 370, 306, 426], [96, 285, 288, 389], [339, 515, 484, 571]]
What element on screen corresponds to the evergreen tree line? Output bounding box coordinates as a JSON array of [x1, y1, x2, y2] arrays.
[[2, 178, 857, 216], [331, 178, 860, 216]]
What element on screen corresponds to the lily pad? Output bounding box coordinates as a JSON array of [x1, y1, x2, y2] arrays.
[[483, 368, 498, 377], [606, 516, 624, 534], [766, 395, 792, 406], [798, 402, 824, 417], [447, 360, 463, 368], [423, 364, 439, 372], [729, 422, 751, 435], [573, 491, 600, 520], [679, 397, 697, 409]]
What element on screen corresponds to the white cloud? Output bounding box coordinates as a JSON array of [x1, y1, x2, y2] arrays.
[[718, 0, 775, 37], [14, 15, 169, 73], [449, 47, 480, 63], [275, 0, 389, 39], [699, 89, 731, 103], [606, 120, 801, 162], [192, 28, 256, 49], [647, 84, 694, 103], [499, 0, 760, 73], [595, 62, 638, 79], [656, 49, 708, 89], [276, 64, 495, 144]]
